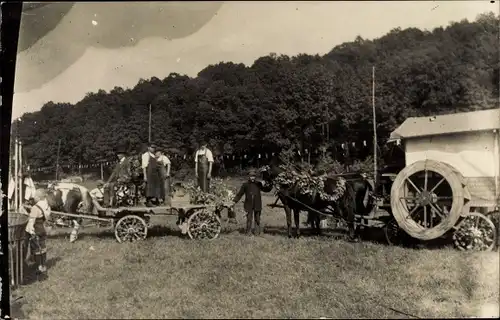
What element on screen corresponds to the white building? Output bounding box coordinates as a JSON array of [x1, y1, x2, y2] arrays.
[[389, 108, 500, 209]]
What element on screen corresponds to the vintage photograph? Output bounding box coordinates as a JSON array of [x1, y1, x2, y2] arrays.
[[5, 1, 500, 318]]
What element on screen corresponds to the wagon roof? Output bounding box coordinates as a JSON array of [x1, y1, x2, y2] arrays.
[[389, 108, 500, 141]]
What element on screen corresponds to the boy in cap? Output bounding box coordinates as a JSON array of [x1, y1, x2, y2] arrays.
[[232, 169, 267, 235], [194, 140, 214, 192], [90, 180, 105, 204], [25, 188, 51, 280]]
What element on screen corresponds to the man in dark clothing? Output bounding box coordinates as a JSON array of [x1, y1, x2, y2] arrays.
[[232, 169, 267, 235], [103, 149, 131, 207], [142, 143, 164, 207]]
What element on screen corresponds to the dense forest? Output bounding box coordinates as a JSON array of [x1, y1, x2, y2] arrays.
[[12, 12, 500, 177]]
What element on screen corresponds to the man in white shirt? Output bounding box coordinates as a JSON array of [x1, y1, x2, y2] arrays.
[[156, 149, 172, 205], [194, 140, 214, 192], [142, 143, 163, 206], [26, 188, 51, 280]]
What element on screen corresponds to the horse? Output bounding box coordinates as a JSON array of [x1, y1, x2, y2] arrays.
[[260, 161, 375, 240], [43, 182, 96, 243]]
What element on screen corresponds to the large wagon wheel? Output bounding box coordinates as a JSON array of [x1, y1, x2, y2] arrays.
[[114, 215, 148, 243], [187, 208, 222, 240], [453, 212, 497, 251], [391, 160, 470, 241]]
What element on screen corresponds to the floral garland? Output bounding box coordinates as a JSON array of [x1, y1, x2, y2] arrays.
[[181, 177, 236, 209], [273, 164, 347, 202]]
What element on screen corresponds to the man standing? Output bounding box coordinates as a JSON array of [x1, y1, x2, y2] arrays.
[[25, 188, 51, 280], [194, 140, 214, 192], [103, 149, 131, 207], [142, 143, 163, 207], [156, 148, 172, 205], [232, 169, 266, 235]]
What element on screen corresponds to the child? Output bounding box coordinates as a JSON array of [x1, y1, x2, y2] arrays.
[[232, 169, 267, 235], [90, 180, 105, 204]]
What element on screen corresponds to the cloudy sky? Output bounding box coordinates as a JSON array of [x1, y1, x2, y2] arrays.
[[12, 1, 497, 119]]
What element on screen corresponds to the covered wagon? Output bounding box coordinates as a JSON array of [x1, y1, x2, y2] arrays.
[[388, 108, 499, 251]]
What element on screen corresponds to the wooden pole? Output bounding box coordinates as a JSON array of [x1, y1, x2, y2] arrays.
[[19, 141, 23, 209], [494, 129, 499, 208], [148, 104, 152, 143], [55, 139, 61, 181], [100, 163, 104, 180], [372, 66, 378, 186], [14, 138, 19, 211]]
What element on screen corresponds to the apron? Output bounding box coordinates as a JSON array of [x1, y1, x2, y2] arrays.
[[145, 153, 164, 198], [158, 158, 171, 202], [197, 150, 210, 192]]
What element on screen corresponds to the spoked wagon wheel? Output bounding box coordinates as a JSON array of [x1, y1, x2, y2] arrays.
[[384, 218, 406, 246], [453, 212, 497, 251], [187, 208, 222, 240], [391, 160, 470, 241], [487, 211, 500, 249], [114, 215, 148, 243]]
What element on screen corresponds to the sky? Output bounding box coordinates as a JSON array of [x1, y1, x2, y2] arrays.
[[12, 1, 498, 120]]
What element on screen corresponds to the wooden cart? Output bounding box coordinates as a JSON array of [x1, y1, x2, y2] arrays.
[[49, 199, 225, 243]]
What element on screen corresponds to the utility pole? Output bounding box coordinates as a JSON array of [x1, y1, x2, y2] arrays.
[[372, 66, 378, 186], [148, 104, 152, 143], [55, 139, 61, 181]]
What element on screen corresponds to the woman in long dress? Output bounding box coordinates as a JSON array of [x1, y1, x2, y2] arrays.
[[142, 143, 164, 206]]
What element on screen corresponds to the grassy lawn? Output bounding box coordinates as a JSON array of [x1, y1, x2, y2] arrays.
[[11, 179, 500, 319]]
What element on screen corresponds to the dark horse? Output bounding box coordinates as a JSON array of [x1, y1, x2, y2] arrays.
[[260, 161, 375, 240]]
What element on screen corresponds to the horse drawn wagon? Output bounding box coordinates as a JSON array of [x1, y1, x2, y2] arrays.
[[48, 200, 225, 243], [262, 109, 499, 251], [39, 178, 234, 243]]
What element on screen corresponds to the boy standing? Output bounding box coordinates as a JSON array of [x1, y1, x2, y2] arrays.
[[194, 141, 214, 192], [25, 188, 51, 280]]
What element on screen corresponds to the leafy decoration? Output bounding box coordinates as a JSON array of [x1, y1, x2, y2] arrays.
[[181, 177, 236, 209], [272, 162, 347, 202]]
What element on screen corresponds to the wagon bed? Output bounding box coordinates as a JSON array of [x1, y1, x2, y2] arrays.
[[46, 199, 225, 243]]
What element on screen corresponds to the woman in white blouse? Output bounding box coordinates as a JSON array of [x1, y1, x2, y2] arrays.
[[156, 148, 172, 205]]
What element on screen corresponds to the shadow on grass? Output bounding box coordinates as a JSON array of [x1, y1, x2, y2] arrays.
[[359, 227, 456, 251], [46, 222, 457, 251], [22, 256, 63, 286], [10, 297, 26, 319], [262, 225, 456, 251]]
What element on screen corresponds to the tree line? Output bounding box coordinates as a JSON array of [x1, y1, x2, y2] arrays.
[[12, 12, 499, 177]]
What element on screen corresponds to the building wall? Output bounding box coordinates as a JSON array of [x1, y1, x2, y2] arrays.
[[405, 130, 498, 177], [404, 130, 499, 207]]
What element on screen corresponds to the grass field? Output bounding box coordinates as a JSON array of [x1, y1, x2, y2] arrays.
[[11, 178, 500, 319]]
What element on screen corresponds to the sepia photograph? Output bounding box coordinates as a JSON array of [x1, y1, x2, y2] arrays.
[[4, 1, 500, 318]]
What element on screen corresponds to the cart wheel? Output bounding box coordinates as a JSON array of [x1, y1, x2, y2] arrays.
[[384, 218, 405, 246], [453, 212, 497, 251], [391, 160, 470, 241], [187, 208, 222, 240], [114, 215, 148, 243], [487, 210, 500, 249]]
